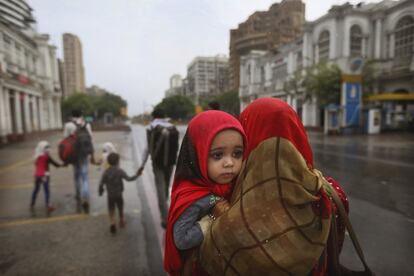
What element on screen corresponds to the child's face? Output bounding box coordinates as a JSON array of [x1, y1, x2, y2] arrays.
[[207, 129, 244, 184]]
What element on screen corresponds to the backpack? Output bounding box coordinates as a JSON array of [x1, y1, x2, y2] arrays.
[[75, 123, 94, 158], [147, 125, 179, 169], [58, 134, 77, 164]]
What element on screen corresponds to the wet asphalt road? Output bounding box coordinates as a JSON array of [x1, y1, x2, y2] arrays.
[[0, 125, 413, 276], [308, 132, 414, 276]]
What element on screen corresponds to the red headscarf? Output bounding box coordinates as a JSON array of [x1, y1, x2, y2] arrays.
[[164, 110, 246, 275], [239, 97, 314, 168]]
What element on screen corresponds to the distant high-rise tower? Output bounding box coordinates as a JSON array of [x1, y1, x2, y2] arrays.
[[62, 33, 85, 97]]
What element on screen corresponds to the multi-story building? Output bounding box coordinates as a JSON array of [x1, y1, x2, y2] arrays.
[[62, 33, 85, 97], [186, 55, 229, 103], [165, 74, 183, 97], [0, 0, 62, 144], [229, 0, 305, 91], [239, 0, 414, 130]]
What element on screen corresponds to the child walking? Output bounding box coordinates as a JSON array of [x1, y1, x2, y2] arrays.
[[98, 152, 141, 234], [31, 141, 62, 213], [164, 110, 246, 276]]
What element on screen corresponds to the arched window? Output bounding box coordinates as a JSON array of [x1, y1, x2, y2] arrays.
[[394, 16, 414, 67], [318, 31, 330, 62], [350, 25, 363, 57]]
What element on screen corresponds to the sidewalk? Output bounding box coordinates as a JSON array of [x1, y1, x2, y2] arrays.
[[0, 130, 157, 275]]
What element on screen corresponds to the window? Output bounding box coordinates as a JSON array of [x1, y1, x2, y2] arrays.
[[394, 16, 414, 67], [350, 25, 363, 57], [318, 31, 330, 62]]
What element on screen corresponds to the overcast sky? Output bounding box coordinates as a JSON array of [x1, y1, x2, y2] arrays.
[[27, 0, 381, 116]]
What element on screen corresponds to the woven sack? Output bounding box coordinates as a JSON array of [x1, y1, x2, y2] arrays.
[[200, 137, 331, 275]]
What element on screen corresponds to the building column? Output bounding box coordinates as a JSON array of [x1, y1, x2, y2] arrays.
[[48, 97, 55, 129], [32, 96, 39, 131], [0, 86, 7, 142], [56, 98, 62, 128], [302, 97, 318, 127], [4, 89, 12, 135], [24, 93, 32, 133], [374, 19, 382, 59], [14, 92, 23, 134], [38, 97, 45, 131]]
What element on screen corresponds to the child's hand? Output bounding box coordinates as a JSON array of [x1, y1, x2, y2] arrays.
[[98, 187, 104, 196], [212, 200, 230, 218]]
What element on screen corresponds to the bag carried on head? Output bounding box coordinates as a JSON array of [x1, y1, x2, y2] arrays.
[[147, 125, 179, 169]]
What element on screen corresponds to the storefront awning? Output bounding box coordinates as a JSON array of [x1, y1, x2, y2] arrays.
[[365, 93, 414, 101]]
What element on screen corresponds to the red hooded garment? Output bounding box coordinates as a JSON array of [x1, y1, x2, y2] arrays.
[[239, 98, 349, 276], [164, 110, 246, 276]]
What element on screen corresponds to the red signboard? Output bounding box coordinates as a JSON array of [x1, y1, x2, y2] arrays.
[[17, 74, 30, 85]]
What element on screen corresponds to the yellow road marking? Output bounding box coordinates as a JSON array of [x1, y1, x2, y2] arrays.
[[0, 183, 33, 190], [0, 158, 33, 175], [0, 213, 92, 228]]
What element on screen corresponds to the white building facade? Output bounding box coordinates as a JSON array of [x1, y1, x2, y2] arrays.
[[165, 74, 184, 97], [187, 55, 229, 104], [240, 0, 414, 129], [0, 1, 62, 144]]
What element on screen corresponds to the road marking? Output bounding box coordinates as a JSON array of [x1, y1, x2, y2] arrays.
[[0, 158, 33, 175], [0, 213, 92, 228], [0, 182, 64, 190], [0, 183, 33, 190]]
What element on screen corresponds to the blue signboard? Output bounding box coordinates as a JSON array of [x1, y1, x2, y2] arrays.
[[345, 83, 361, 127]]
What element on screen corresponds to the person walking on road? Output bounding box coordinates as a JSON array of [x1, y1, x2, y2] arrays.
[[138, 107, 179, 228], [31, 141, 62, 214], [99, 152, 141, 234], [63, 109, 96, 213]]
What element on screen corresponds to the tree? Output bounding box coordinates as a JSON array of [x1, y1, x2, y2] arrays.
[[155, 95, 195, 120], [214, 90, 240, 115], [61, 93, 94, 120], [303, 63, 342, 106], [62, 92, 128, 121], [361, 60, 380, 96]]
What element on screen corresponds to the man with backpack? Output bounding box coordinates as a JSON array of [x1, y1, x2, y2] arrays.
[[63, 109, 96, 213], [138, 107, 179, 228]]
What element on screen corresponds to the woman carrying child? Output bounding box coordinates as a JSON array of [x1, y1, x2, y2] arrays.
[[164, 110, 246, 276], [238, 98, 349, 275]]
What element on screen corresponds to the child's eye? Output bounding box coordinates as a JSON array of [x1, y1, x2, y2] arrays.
[[210, 151, 223, 160], [233, 149, 243, 159]]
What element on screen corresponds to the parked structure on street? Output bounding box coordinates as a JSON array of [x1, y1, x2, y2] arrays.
[[0, 0, 62, 144], [239, 0, 414, 131]]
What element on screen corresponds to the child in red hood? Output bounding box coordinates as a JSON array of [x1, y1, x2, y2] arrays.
[[31, 141, 62, 213], [164, 110, 247, 276]]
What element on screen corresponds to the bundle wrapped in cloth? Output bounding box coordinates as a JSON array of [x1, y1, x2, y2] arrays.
[[199, 137, 331, 275]]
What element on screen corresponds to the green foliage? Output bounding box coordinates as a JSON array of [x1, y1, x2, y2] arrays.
[[303, 63, 342, 106], [361, 60, 379, 96], [61, 93, 94, 120], [155, 95, 195, 120], [199, 90, 240, 115], [214, 90, 240, 115], [62, 92, 127, 121]]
